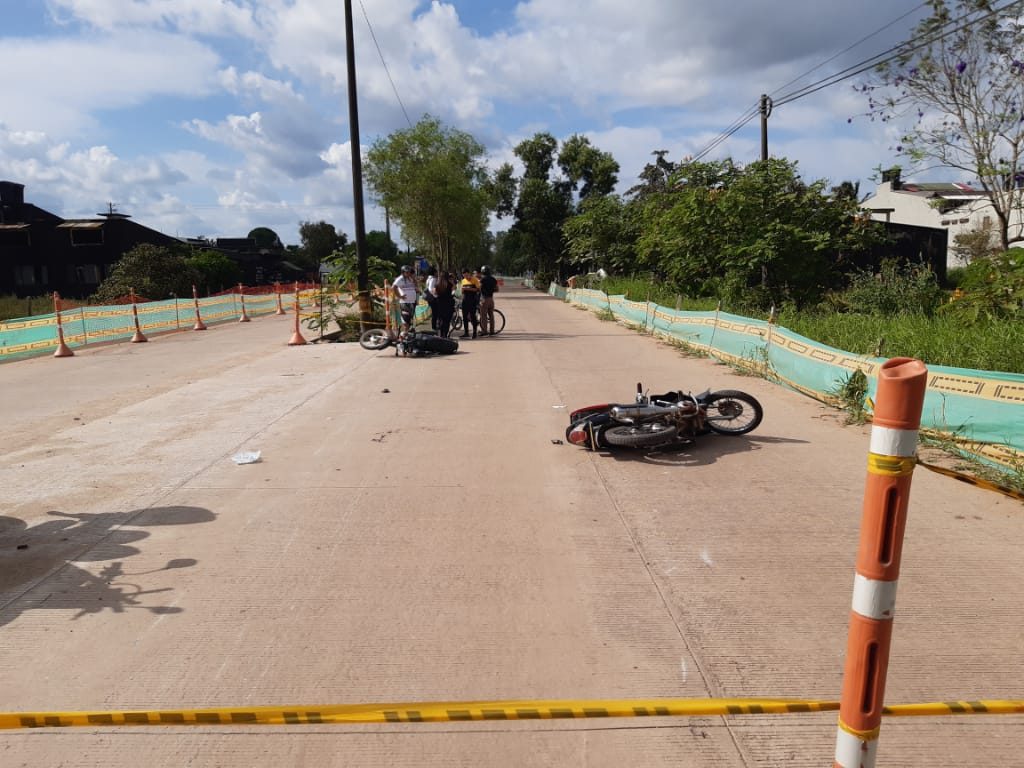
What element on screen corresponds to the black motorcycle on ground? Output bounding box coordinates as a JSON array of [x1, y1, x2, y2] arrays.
[[565, 383, 763, 450]]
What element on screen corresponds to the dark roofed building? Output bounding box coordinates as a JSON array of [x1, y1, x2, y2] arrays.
[[0, 181, 178, 298]]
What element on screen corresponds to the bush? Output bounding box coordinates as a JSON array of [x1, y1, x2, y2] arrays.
[[838, 259, 944, 317]]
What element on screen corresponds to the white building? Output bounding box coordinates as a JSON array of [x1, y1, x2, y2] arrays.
[[860, 169, 1021, 267]]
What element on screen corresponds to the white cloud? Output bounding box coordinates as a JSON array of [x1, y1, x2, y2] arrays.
[[0, 31, 221, 136], [45, 0, 260, 38]]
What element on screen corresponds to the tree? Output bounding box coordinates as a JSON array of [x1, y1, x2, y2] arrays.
[[187, 249, 242, 295], [557, 134, 620, 202], [94, 244, 199, 303], [634, 158, 884, 308], [857, 0, 1024, 250], [298, 221, 346, 271], [364, 115, 493, 271], [562, 194, 637, 274], [248, 227, 283, 250]]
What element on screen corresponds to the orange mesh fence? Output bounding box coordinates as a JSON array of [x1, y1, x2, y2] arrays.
[[0, 285, 314, 363]]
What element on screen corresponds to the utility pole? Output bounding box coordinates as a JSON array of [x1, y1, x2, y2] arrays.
[[344, 0, 371, 324], [759, 93, 772, 162]]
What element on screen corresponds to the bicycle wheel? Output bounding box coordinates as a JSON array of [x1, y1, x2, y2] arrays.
[[490, 308, 505, 335], [451, 312, 463, 332]]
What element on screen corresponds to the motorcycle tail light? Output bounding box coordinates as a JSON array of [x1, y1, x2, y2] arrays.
[[568, 425, 590, 445]]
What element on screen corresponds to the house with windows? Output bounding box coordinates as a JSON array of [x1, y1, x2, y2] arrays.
[[0, 181, 178, 298], [860, 168, 1019, 267]]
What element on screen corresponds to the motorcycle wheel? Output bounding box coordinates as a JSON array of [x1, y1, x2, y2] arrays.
[[604, 422, 679, 447], [359, 328, 391, 350], [704, 390, 763, 435]]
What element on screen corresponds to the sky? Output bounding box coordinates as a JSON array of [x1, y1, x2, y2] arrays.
[[0, 0, 933, 248]]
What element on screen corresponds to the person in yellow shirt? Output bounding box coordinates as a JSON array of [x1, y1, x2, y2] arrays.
[[459, 268, 480, 339]]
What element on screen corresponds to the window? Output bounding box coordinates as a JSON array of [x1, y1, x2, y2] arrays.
[[75, 264, 101, 284], [69, 227, 103, 245], [14, 265, 35, 286]]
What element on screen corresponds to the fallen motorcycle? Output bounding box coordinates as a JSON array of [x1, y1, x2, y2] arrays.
[[565, 383, 763, 450]]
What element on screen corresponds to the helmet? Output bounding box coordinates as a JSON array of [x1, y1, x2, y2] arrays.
[[480, 265, 491, 275], [401, 265, 413, 274]]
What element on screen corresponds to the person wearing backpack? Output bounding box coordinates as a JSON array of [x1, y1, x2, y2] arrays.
[[478, 265, 499, 336]]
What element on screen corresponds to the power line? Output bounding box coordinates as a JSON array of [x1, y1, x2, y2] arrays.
[[358, 0, 413, 127], [689, 104, 760, 163], [768, 3, 928, 101], [773, 0, 1023, 107]]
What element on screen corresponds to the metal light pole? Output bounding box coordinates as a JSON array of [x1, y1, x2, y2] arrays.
[[344, 0, 371, 325]]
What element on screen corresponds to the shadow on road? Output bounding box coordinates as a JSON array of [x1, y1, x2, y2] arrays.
[[0, 506, 215, 628], [601, 434, 808, 467]]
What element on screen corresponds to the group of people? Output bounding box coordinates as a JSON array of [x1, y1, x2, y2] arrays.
[[391, 264, 499, 339]]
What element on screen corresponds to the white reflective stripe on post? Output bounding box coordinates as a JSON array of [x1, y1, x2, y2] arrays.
[[869, 426, 918, 458], [835, 726, 877, 768], [851, 573, 898, 620]]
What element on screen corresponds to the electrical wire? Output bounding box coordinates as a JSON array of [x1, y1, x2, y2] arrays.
[[768, 2, 928, 100], [689, 104, 761, 163], [773, 0, 1023, 107], [690, 0, 1021, 162], [358, 0, 413, 127]]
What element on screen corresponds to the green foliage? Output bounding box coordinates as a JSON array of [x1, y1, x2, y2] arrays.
[[186, 250, 242, 294], [364, 115, 492, 272], [777, 307, 1024, 373], [939, 250, 1024, 321], [630, 158, 883, 309], [500, 131, 621, 279], [323, 248, 396, 291], [93, 244, 199, 302], [0, 294, 50, 321], [562, 195, 638, 273], [838, 259, 945, 317], [832, 369, 869, 424], [298, 221, 346, 270]]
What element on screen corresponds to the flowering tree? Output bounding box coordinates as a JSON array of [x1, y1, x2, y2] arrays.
[[857, 0, 1024, 250]]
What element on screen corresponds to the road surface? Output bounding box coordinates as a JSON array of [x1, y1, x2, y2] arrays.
[[1, 284, 1021, 766]]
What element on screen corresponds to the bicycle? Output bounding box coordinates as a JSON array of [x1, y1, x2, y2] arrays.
[[450, 296, 505, 335]]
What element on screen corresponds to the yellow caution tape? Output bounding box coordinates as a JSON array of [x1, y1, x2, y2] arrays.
[[916, 459, 1024, 502], [883, 700, 1024, 717], [0, 698, 834, 729], [867, 453, 917, 477], [3, 698, 1023, 730]]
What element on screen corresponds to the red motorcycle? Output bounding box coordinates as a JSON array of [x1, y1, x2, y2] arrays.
[[566, 383, 763, 450]]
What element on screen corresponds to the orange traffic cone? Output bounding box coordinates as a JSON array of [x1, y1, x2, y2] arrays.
[[52, 292, 74, 358], [129, 289, 148, 343], [288, 282, 307, 346], [191, 285, 207, 331], [274, 281, 286, 315], [238, 283, 251, 322]]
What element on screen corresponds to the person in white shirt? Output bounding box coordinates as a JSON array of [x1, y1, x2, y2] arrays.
[[391, 265, 419, 332]]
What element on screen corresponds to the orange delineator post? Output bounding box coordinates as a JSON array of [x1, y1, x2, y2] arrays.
[[274, 281, 285, 315], [238, 283, 251, 322], [288, 281, 307, 346], [52, 292, 74, 358], [192, 285, 207, 331], [129, 289, 148, 343], [834, 357, 928, 768]]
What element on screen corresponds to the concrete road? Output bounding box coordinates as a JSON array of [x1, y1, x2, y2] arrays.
[[1, 285, 1021, 766]]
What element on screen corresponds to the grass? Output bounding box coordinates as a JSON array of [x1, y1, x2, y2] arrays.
[[0, 294, 51, 321], [581, 280, 1024, 374], [777, 310, 1024, 374]]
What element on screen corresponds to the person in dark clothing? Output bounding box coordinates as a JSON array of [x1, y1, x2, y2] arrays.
[[458, 268, 481, 338], [424, 265, 439, 331], [478, 265, 499, 336], [432, 269, 456, 338]]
